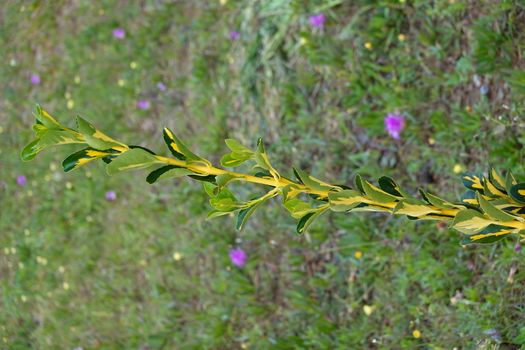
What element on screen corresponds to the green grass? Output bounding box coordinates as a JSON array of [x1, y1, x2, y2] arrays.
[[2, 1, 525, 348]]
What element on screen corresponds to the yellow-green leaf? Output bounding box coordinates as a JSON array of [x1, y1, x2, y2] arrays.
[[76, 116, 127, 151], [106, 148, 160, 175], [393, 199, 440, 217], [462, 172, 484, 192], [163, 127, 211, 167], [357, 175, 399, 204], [254, 138, 280, 180], [328, 190, 368, 212], [509, 183, 525, 205], [421, 190, 462, 209], [62, 147, 119, 172], [488, 167, 506, 191], [21, 129, 84, 161], [294, 168, 338, 192], [451, 209, 494, 234], [296, 205, 329, 234], [284, 199, 316, 219], [477, 193, 520, 222], [462, 224, 517, 244], [34, 105, 62, 129]]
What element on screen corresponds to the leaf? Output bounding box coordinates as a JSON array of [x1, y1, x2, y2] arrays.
[[461, 190, 478, 205], [236, 197, 271, 230], [357, 175, 399, 203], [483, 177, 506, 198], [220, 153, 252, 167], [461, 172, 484, 192], [163, 127, 211, 166], [129, 145, 156, 155], [293, 168, 338, 192], [162, 128, 185, 160], [62, 148, 119, 172], [216, 173, 237, 188], [354, 174, 365, 194], [76, 116, 127, 151], [509, 183, 525, 205], [461, 224, 517, 244], [488, 166, 506, 191], [278, 184, 300, 202], [451, 209, 494, 234], [393, 199, 440, 217], [202, 182, 217, 197], [477, 193, 520, 222], [106, 148, 160, 175], [21, 129, 84, 161], [146, 165, 194, 184], [254, 138, 280, 180], [293, 168, 304, 184], [206, 210, 233, 220], [225, 139, 254, 156], [221, 139, 254, 167], [21, 139, 42, 161], [34, 105, 62, 129], [296, 205, 329, 234], [420, 190, 459, 209], [188, 174, 216, 184], [505, 171, 517, 194], [328, 190, 367, 212], [209, 188, 242, 212], [350, 203, 391, 213], [378, 176, 407, 197], [284, 199, 316, 219]]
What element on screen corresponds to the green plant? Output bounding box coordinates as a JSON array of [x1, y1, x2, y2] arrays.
[[22, 106, 525, 245]]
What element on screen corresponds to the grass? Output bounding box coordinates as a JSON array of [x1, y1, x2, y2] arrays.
[[2, 0, 525, 348]]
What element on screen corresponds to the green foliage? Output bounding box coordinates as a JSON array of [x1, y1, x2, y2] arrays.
[[21, 108, 525, 245], [4, 1, 525, 348]]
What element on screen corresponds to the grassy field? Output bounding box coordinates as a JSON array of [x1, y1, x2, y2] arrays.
[[2, 1, 525, 349]]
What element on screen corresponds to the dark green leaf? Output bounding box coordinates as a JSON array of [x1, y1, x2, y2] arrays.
[[146, 165, 194, 184]]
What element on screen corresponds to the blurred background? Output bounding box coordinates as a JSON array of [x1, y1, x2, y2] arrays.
[[2, 1, 525, 348]]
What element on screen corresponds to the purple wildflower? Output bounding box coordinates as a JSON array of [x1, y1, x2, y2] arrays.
[[229, 248, 247, 267], [105, 191, 117, 201], [137, 100, 151, 110], [309, 13, 326, 28], [112, 28, 125, 39], [30, 74, 41, 85], [384, 113, 406, 140], [230, 31, 240, 40], [515, 244, 522, 253], [156, 82, 167, 91], [17, 175, 27, 186]]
